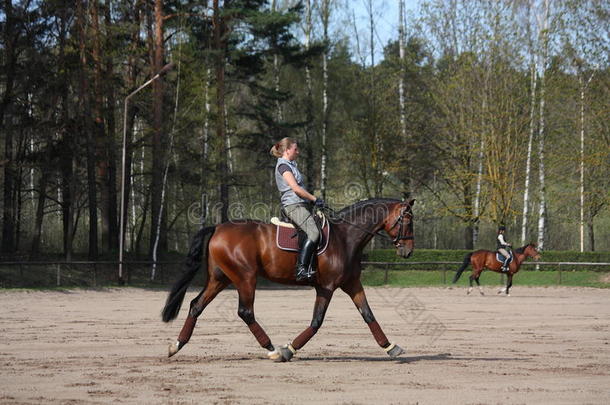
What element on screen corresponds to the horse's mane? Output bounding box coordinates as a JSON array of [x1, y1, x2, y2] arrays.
[[337, 198, 401, 217], [514, 243, 535, 254]]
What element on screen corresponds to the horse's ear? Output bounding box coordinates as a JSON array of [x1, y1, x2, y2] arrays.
[[409, 199, 415, 206]]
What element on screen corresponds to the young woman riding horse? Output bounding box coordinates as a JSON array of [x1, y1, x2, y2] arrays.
[[270, 137, 325, 282], [162, 198, 415, 362], [452, 243, 541, 296]]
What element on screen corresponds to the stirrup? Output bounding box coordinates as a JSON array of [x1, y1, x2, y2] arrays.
[[296, 266, 316, 282]]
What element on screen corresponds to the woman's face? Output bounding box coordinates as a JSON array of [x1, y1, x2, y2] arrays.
[[284, 143, 299, 161]]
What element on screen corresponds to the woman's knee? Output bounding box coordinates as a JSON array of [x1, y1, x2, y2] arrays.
[[307, 228, 320, 243]]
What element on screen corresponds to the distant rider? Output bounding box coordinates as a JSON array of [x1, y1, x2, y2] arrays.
[[497, 225, 512, 273]]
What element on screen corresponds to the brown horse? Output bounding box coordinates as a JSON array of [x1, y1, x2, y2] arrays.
[[452, 243, 541, 296], [162, 198, 415, 362]]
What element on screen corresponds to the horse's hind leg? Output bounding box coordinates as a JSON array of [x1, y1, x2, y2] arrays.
[[235, 279, 276, 356], [341, 279, 403, 358], [468, 266, 484, 296], [168, 269, 230, 357], [275, 286, 334, 362], [474, 276, 484, 295]]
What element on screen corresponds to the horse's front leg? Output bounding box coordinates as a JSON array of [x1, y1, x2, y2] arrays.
[[496, 270, 512, 295], [341, 279, 404, 358], [275, 286, 334, 362], [505, 273, 513, 296]]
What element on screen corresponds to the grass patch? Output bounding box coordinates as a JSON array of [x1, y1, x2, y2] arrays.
[[361, 268, 610, 288]]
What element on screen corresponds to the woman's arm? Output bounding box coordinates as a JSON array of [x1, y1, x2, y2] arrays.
[[498, 234, 511, 246], [282, 171, 316, 202]]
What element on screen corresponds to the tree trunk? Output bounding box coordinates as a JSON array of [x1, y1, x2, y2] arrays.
[[90, 0, 111, 253], [303, 0, 315, 194], [30, 171, 48, 256], [536, 0, 550, 251], [149, 0, 168, 256], [398, 0, 407, 141], [464, 223, 474, 251], [58, 4, 74, 260], [579, 77, 585, 252], [135, 186, 150, 256], [463, 184, 474, 250], [77, 0, 99, 259], [320, 0, 330, 199], [521, 63, 536, 244], [271, 0, 283, 123], [1, 0, 17, 253], [121, 1, 142, 254], [366, 0, 382, 197], [201, 67, 211, 223], [587, 219, 595, 252], [214, 0, 229, 222], [104, 0, 118, 250], [578, 72, 594, 252]]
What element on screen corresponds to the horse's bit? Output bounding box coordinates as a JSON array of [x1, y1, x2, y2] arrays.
[[388, 206, 414, 246]]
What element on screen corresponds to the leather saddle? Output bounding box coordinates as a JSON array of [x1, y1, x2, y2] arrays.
[[496, 251, 513, 264], [271, 210, 330, 254]]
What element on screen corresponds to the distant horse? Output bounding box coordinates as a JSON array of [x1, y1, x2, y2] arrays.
[[452, 243, 540, 296], [162, 198, 415, 362]]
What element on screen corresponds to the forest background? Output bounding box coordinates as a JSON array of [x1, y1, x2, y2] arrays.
[[0, 0, 608, 263]]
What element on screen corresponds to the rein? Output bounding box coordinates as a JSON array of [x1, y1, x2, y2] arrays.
[[321, 205, 413, 245]]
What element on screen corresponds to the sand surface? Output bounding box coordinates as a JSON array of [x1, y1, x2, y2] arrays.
[[1, 286, 609, 404]]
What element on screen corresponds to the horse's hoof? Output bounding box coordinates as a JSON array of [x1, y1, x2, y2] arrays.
[[267, 349, 281, 361], [274, 344, 295, 362], [168, 341, 181, 358], [385, 343, 404, 358]]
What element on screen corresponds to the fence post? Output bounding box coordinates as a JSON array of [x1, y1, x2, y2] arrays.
[[558, 263, 562, 285], [56, 264, 61, 287]]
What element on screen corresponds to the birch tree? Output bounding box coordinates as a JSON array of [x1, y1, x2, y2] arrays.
[[319, 0, 331, 199], [535, 0, 550, 250], [516, 1, 538, 245], [562, 0, 609, 251]]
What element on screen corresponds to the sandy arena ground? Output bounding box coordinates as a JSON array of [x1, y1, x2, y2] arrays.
[[1, 286, 609, 404]]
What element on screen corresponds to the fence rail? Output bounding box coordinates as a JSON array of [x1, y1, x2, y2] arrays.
[[0, 260, 608, 288], [361, 261, 610, 284]]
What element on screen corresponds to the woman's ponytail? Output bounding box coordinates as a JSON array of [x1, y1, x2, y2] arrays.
[[270, 137, 296, 158]]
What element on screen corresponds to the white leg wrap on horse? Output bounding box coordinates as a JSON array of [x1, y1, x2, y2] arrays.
[[286, 343, 297, 355], [384, 343, 396, 353]]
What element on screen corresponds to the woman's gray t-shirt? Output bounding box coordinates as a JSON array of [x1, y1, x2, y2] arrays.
[[275, 158, 307, 206]]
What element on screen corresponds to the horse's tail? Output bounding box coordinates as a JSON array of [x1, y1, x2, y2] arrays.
[[452, 252, 473, 283], [162, 226, 216, 322]]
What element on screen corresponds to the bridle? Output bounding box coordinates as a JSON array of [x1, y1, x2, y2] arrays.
[[388, 206, 414, 246], [323, 203, 413, 246]]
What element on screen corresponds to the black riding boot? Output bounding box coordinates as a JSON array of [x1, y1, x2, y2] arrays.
[[295, 238, 317, 282], [501, 260, 509, 273]]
